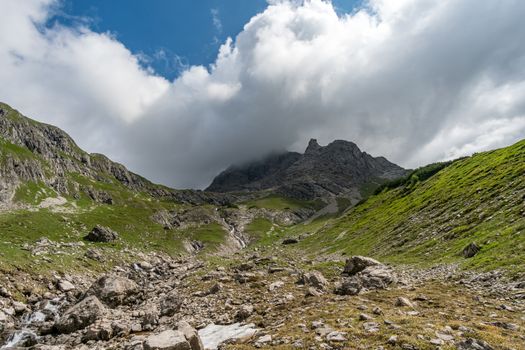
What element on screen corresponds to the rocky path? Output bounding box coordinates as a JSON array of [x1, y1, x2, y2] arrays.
[[0, 253, 524, 349]]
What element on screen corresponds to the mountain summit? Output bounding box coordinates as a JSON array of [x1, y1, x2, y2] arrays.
[[207, 138, 407, 201]]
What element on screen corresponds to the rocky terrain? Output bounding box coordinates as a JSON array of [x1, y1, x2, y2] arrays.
[[207, 139, 408, 201], [0, 249, 524, 349], [0, 102, 524, 349]]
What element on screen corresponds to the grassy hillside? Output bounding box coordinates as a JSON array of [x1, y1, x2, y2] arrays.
[[299, 139, 525, 274]]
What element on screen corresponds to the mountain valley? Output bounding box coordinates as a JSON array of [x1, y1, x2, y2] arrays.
[[0, 103, 523, 350]]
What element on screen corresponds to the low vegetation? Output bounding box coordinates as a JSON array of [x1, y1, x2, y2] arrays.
[[300, 139, 525, 273]]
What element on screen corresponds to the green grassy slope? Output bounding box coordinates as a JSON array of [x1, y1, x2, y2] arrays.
[[300, 139, 525, 273]]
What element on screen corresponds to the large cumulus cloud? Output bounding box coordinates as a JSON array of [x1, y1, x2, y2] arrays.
[[1, 0, 524, 188]]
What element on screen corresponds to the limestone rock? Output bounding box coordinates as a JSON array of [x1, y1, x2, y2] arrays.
[[178, 321, 204, 350], [457, 338, 494, 350], [343, 256, 382, 275], [86, 275, 139, 307], [143, 330, 191, 350], [298, 271, 328, 290], [55, 296, 105, 334]]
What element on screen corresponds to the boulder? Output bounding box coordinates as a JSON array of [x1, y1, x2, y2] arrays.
[[83, 322, 114, 341], [85, 225, 119, 243], [160, 291, 183, 317], [58, 280, 75, 292], [178, 321, 204, 350], [143, 330, 191, 350], [457, 338, 494, 350], [343, 256, 382, 275], [463, 243, 480, 258], [282, 238, 299, 245], [86, 275, 139, 307], [54, 296, 105, 334], [335, 264, 395, 295], [334, 277, 362, 295], [298, 271, 328, 290], [358, 265, 396, 289], [395, 297, 414, 308]]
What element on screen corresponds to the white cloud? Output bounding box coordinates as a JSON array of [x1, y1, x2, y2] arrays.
[[211, 8, 223, 33], [0, 0, 524, 188]]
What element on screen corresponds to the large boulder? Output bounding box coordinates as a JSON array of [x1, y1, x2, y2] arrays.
[[85, 225, 119, 243], [463, 243, 480, 258], [359, 265, 396, 289], [298, 271, 328, 290], [86, 275, 139, 307], [54, 296, 105, 334], [143, 330, 191, 350], [336, 258, 396, 295], [343, 256, 382, 275], [178, 321, 204, 350]]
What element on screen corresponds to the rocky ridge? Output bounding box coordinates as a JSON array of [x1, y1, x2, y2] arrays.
[[0, 103, 229, 206], [207, 138, 408, 201]]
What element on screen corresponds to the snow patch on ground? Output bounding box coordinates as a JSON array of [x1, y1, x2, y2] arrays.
[[198, 323, 258, 350]]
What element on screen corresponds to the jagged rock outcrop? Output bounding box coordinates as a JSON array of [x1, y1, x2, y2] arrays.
[[207, 138, 407, 200]]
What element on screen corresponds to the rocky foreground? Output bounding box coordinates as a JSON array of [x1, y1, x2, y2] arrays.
[[1, 251, 524, 350]]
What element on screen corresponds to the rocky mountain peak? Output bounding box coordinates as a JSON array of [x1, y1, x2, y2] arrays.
[[305, 138, 322, 154], [207, 138, 408, 201]]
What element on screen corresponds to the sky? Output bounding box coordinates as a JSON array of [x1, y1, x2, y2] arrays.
[[1, 0, 524, 189]]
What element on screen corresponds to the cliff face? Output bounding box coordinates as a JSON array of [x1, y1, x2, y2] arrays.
[[207, 138, 408, 200]]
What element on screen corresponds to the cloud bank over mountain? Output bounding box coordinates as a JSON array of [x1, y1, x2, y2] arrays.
[[1, 0, 524, 188]]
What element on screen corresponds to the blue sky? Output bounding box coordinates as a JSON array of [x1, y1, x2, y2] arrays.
[[53, 0, 361, 80]]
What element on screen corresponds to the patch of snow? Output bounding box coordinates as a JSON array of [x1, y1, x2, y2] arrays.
[[198, 323, 258, 350]]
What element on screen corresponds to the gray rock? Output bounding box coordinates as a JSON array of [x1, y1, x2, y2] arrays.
[[86, 275, 139, 307], [395, 297, 414, 308], [457, 338, 494, 350], [463, 243, 480, 258], [143, 330, 191, 350], [55, 296, 105, 334], [177, 321, 204, 350], [363, 322, 380, 332], [326, 331, 347, 342], [298, 271, 328, 290], [160, 292, 182, 317], [58, 280, 75, 292], [343, 256, 382, 275], [83, 322, 114, 341], [85, 225, 119, 243], [334, 277, 362, 295], [358, 265, 396, 289]]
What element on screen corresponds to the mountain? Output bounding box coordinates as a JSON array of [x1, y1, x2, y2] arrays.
[[0, 102, 227, 206], [207, 138, 408, 201]]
